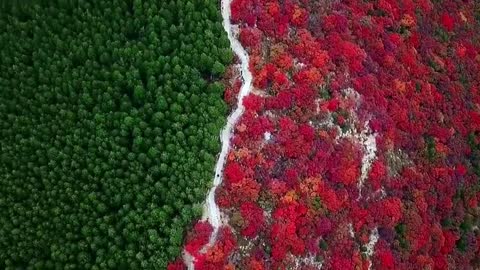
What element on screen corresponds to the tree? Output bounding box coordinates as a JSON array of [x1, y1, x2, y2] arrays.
[[212, 61, 225, 76]]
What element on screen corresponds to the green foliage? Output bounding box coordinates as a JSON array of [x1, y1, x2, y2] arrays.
[[0, 0, 231, 269], [468, 132, 480, 176], [212, 61, 226, 76], [425, 136, 438, 162], [319, 239, 328, 251], [395, 223, 410, 250]]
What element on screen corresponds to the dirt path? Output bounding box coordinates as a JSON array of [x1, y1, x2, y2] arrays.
[[183, 0, 253, 268]]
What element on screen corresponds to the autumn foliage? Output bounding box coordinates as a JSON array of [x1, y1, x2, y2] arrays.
[[172, 0, 480, 269]]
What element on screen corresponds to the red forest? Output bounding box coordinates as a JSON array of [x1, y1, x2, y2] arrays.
[[172, 0, 480, 269]]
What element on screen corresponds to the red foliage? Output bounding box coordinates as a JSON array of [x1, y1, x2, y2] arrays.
[[289, 5, 308, 27], [194, 227, 237, 270], [326, 99, 340, 111], [239, 28, 263, 50], [273, 53, 294, 70], [374, 246, 395, 270], [270, 203, 308, 261], [369, 160, 386, 190], [246, 258, 265, 270], [240, 201, 264, 238], [316, 180, 345, 212], [243, 94, 264, 112], [328, 140, 361, 186], [217, 177, 261, 208], [455, 164, 467, 176], [375, 198, 403, 228], [185, 221, 214, 255], [177, 0, 480, 268], [440, 13, 455, 31], [441, 230, 459, 254], [167, 259, 186, 270], [224, 162, 245, 185]]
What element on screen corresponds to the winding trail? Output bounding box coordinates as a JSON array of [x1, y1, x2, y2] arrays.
[[183, 0, 253, 268]]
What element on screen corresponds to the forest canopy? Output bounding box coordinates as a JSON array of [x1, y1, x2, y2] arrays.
[[0, 0, 232, 269]]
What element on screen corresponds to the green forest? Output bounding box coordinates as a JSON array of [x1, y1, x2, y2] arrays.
[[0, 0, 232, 268]]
